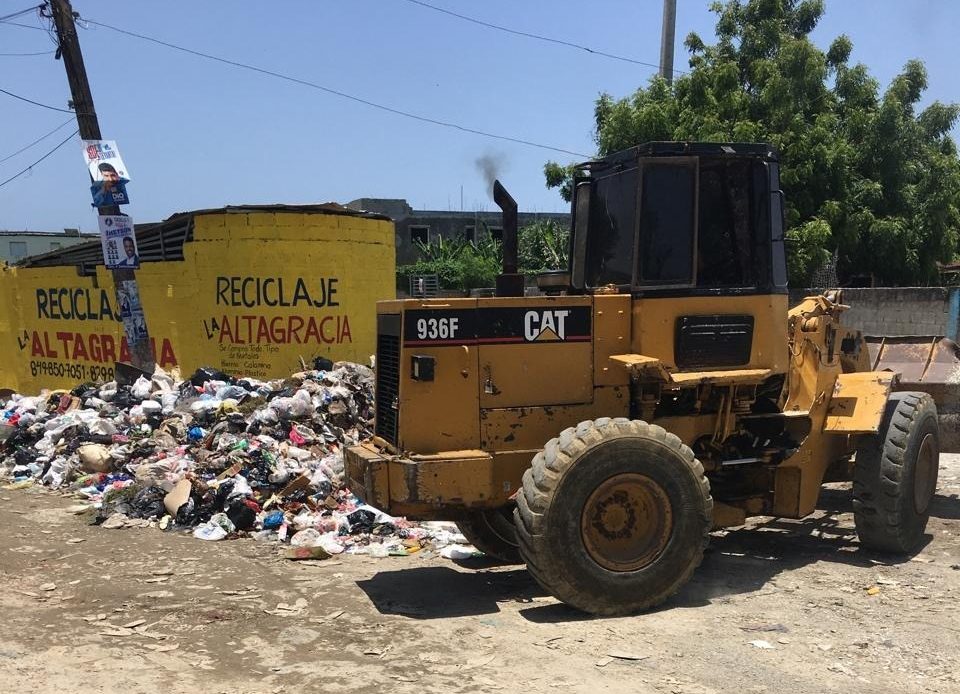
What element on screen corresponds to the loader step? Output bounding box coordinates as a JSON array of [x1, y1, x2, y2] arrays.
[[670, 369, 772, 387]]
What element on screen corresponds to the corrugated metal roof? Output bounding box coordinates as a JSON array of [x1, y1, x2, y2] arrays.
[[0, 230, 99, 238], [13, 203, 390, 274]]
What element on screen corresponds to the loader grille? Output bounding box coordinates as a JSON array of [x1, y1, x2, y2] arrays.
[[375, 314, 401, 445], [675, 314, 754, 369]]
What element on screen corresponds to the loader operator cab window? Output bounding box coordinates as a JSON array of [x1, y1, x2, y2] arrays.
[[637, 161, 696, 286], [696, 158, 760, 288], [577, 147, 780, 293], [583, 166, 637, 286]]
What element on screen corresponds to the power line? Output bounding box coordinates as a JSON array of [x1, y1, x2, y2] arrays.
[[0, 17, 46, 30], [400, 0, 681, 73], [0, 128, 78, 189], [0, 49, 54, 55], [0, 85, 74, 112], [0, 5, 40, 23], [80, 16, 589, 158], [0, 116, 74, 164]]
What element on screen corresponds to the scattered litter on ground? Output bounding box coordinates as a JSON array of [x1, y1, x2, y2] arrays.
[[0, 362, 483, 560], [606, 650, 650, 661], [741, 623, 788, 633], [748, 640, 775, 650]]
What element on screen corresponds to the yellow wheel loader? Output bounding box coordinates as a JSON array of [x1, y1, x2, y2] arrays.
[[346, 142, 941, 615]]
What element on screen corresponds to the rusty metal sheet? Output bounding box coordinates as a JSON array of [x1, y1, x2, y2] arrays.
[[866, 336, 936, 382], [923, 338, 960, 383], [824, 371, 895, 434], [866, 335, 960, 451], [866, 335, 960, 384]]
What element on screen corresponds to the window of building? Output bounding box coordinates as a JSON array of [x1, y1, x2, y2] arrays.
[[50, 242, 62, 250], [460, 226, 476, 243], [9, 241, 27, 260], [410, 225, 429, 245], [488, 226, 503, 242]]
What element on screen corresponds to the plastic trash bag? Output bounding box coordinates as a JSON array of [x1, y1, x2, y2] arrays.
[[131, 376, 153, 401], [441, 544, 480, 559], [268, 389, 313, 420], [193, 522, 228, 541], [193, 512, 235, 541], [189, 367, 234, 387], [130, 485, 167, 519]]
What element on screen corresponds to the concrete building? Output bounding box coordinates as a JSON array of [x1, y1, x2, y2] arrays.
[[0, 229, 99, 264], [346, 198, 570, 265]]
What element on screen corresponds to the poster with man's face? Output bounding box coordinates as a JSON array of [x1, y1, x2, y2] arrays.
[[82, 140, 131, 207], [99, 214, 140, 270]]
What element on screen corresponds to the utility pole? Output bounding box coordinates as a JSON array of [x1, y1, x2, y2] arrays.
[[48, 0, 155, 374], [660, 0, 677, 85]]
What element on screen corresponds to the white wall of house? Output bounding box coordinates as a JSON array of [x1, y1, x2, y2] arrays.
[[0, 232, 98, 263]]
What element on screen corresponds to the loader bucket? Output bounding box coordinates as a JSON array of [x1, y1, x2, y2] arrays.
[[865, 335, 960, 452]]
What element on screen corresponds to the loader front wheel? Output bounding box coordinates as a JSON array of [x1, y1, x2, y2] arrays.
[[853, 392, 940, 554], [514, 418, 712, 616], [456, 507, 521, 564]]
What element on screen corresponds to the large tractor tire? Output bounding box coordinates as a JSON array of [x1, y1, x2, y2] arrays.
[[456, 507, 521, 564], [853, 391, 940, 553], [514, 418, 712, 616]]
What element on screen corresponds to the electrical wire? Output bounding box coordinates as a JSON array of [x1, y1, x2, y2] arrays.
[[80, 16, 590, 158], [0, 116, 74, 164], [0, 5, 40, 23], [0, 128, 78, 189], [0, 18, 45, 30], [0, 85, 73, 112], [400, 0, 682, 73], [0, 49, 53, 55]]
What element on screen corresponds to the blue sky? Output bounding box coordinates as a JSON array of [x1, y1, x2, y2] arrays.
[[1, 0, 957, 231]]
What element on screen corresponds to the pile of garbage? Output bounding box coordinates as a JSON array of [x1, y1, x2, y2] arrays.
[[0, 361, 472, 560]]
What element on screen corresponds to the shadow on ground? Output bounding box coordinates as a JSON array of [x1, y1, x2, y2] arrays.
[[930, 492, 960, 520], [355, 565, 545, 619], [357, 488, 944, 623]]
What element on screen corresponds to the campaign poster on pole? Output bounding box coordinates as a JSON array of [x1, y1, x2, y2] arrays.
[[116, 280, 148, 344], [82, 139, 131, 207], [99, 214, 140, 269]]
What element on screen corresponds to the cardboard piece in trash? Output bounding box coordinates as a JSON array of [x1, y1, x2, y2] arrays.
[[216, 461, 243, 481], [163, 479, 192, 517], [279, 473, 311, 498], [283, 545, 332, 561]]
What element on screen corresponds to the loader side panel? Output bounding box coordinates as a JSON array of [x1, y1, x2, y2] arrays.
[[398, 299, 480, 453], [480, 386, 630, 451], [632, 293, 789, 373], [476, 296, 594, 408]]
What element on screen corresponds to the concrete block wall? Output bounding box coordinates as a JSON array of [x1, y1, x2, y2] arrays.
[[789, 287, 960, 339]]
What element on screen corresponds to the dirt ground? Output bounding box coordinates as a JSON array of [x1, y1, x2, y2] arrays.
[[1, 457, 959, 694]]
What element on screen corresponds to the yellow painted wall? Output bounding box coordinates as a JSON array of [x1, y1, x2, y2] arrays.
[[0, 209, 395, 392]]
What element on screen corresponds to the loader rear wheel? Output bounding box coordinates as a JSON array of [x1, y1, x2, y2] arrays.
[[514, 418, 713, 616], [456, 507, 521, 564], [853, 392, 940, 553]]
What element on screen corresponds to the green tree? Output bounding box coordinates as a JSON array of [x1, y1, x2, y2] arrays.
[[398, 236, 502, 293], [518, 220, 570, 273], [545, 0, 960, 286]]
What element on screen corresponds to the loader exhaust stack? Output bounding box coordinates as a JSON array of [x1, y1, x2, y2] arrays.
[[493, 179, 523, 298]]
